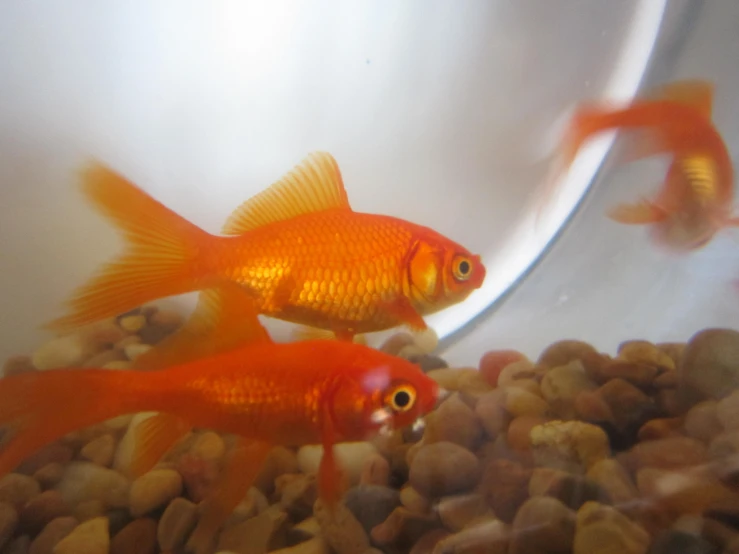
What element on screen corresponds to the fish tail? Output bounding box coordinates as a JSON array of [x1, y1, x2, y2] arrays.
[[0, 368, 165, 477], [46, 162, 216, 333]]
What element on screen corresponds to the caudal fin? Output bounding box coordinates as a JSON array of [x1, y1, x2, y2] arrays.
[[0, 368, 153, 477], [46, 162, 215, 333]]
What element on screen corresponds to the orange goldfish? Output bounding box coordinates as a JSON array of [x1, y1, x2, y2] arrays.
[[46, 152, 486, 341], [1, 285, 441, 553], [546, 79, 738, 252]]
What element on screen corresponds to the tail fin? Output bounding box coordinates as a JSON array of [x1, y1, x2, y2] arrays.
[[46, 162, 215, 333], [0, 368, 156, 478]]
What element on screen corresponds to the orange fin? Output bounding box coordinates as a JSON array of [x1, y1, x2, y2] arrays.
[[221, 152, 352, 235], [380, 297, 428, 332], [133, 284, 272, 371], [616, 129, 671, 164], [129, 413, 191, 478], [187, 439, 272, 554], [607, 200, 668, 225], [270, 274, 297, 312], [45, 162, 213, 333], [291, 325, 367, 345], [648, 79, 714, 119]]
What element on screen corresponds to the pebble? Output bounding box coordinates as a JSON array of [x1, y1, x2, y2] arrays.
[[408, 354, 448, 373], [191, 431, 226, 463], [217, 505, 289, 553], [5, 536, 30, 554], [32, 331, 117, 370], [123, 343, 153, 361], [653, 370, 677, 389], [617, 340, 676, 371], [29, 517, 77, 554], [637, 417, 684, 441], [436, 493, 490, 532], [574, 502, 650, 554], [422, 393, 484, 451], [529, 420, 610, 473], [102, 361, 132, 370], [529, 469, 607, 510], [34, 464, 65, 491], [620, 436, 708, 472], [717, 390, 739, 431], [591, 360, 661, 389], [434, 518, 508, 554], [53, 516, 108, 554], [0, 475, 41, 509], [497, 360, 540, 388], [119, 314, 147, 333], [648, 530, 719, 554], [297, 442, 376, 489], [138, 309, 184, 344], [409, 529, 449, 554], [359, 453, 390, 487], [343, 485, 400, 535], [503, 386, 549, 418], [270, 537, 330, 554], [399, 485, 430, 514], [314, 498, 368, 554], [255, 447, 300, 495], [685, 401, 723, 443], [369, 506, 439, 549], [286, 516, 321, 545], [658, 342, 686, 367], [379, 333, 416, 356], [276, 474, 317, 521], [478, 459, 531, 523], [79, 434, 115, 467], [54, 463, 130, 509], [81, 349, 127, 368], [409, 442, 480, 497], [474, 390, 507, 439], [538, 340, 605, 375], [708, 430, 739, 460], [0, 502, 18, 550], [157, 497, 197, 552], [586, 459, 639, 506], [110, 518, 157, 554], [479, 350, 527, 387], [638, 468, 736, 516], [3, 355, 36, 377], [129, 468, 182, 517], [19, 491, 69, 535], [507, 415, 547, 451], [224, 487, 269, 528], [509, 497, 576, 554], [540, 361, 597, 419], [73, 500, 105, 523], [679, 328, 739, 403], [592, 378, 658, 433]]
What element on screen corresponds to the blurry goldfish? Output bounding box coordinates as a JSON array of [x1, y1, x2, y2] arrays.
[[0, 285, 441, 553], [541, 80, 738, 252], [46, 152, 486, 341]]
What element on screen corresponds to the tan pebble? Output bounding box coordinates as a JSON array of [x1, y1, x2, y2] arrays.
[[507, 415, 547, 451], [540, 361, 597, 419], [368, 506, 439, 548], [29, 516, 77, 554], [400, 485, 430, 514], [380, 333, 416, 356], [636, 467, 735, 516], [505, 378, 541, 395], [0, 502, 18, 550], [478, 459, 531, 523], [586, 459, 639, 506], [114, 334, 142, 350], [423, 393, 484, 451], [81, 349, 127, 368], [123, 343, 152, 361], [5, 536, 30, 554], [656, 389, 684, 417], [593, 378, 658, 432], [434, 518, 508, 554], [474, 390, 508, 439], [276, 473, 317, 521], [685, 400, 723, 443], [297, 442, 376, 489], [530, 420, 610, 473], [679, 328, 739, 404], [53, 516, 108, 554], [359, 453, 390, 487], [409, 442, 480, 498], [73, 500, 105, 522], [653, 370, 677, 389], [503, 386, 549, 417], [413, 328, 439, 354], [20, 490, 69, 534], [254, 446, 299, 495], [409, 529, 449, 554], [436, 493, 490, 532], [79, 434, 116, 467], [0, 474, 40, 508], [55, 462, 130, 509], [157, 497, 197, 552], [717, 390, 739, 430], [3, 355, 36, 377], [619, 436, 707, 472], [426, 368, 464, 390], [497, 360, 538, 388], [343, 485, 401, 536], [147, 309, 184, 332], [223, 487, 269, 528], [110, 518, 157, 554], [573, 389, 614, 423], [102, 361, 132, 370], [537, 340, 603, 371], [119, 314, 147, 333], [270, 536, 330, 554], [397, 344, 427, 362], [618, 340, 675, 371], [32, 335, 103, 371], [34, 464, 65, 490], [657, 342, 686, 367], [129, 469, 182, 517], [509, 497, 575, 554], [286, 516, 322, 545], [314, 498, 369, 554], [637, 416, 685, 440], [573, 501, 650, 554], [191, 431, 226, 462], [216, 504, 289, 554], [528, 467, 570, 497]]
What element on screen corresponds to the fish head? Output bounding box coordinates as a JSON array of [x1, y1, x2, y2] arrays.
[[406, 236, 486, 314]]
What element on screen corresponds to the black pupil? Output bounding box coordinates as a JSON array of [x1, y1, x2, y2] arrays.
[[394, 390, 411, 408], [458, 260, 470, 275]]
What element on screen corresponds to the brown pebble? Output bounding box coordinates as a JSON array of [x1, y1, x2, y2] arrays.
[[685, 400, 723, 443], [191, 431, 226, 463], [53, 516, 109, 554], [653, 370, 677, 389], [129, 469, 182, 518], [679, 328, 739, 403], [270, 536, 330, 554], [409, 529, 449, 554], [73, 500, 105, 522], [0, 502, 18, 550], [478, 459, 531, 523], [79, 434, 115, 467], [497, 360, 539, 388], [29, 516, 77, 554], [591, 359, 661, 389], [637, 467, 735, 518], [369, 506, 439, 549], [0, 474, 40, 509], [637, 417, 684, 441], [474, 390, 508, 439], [139, 309, 184, 345], [436, 493, 491, 532], [344, 485, 401, 535], [33, 465, 64, 492], [380, 333, 416, 356], [540, 361, 597, 419], [503, 386, 549, 418], [538, 340, 605, 374], [19, 490, 69, 535], [593, 378, 658, 433], [618, 340, 675, 371], [276, 473, 317, 521], [359, 453, 390, 487], [586, 459, 639, 507], [254, 446, 300, 495], [507, 415, 547, 451], [619, 436, 708, 472], [157, 497, 197, 552], [3, 356, 36, 378], [479, 350, 528, 387], [409, 442, 480, 498], [573, 501, 650, 554], [657, 342, 685, 367], [423, 393, 484, 451], [119, 314, 147, 333], [510, 497, 576, 554], [4, 536, 30, 554], [17, 445, 73, 477], [399, 485, 430, 514], [223, 487, 269, 529], [435, 518, 509, 554], [110, 518, 157, 554], [529, 420, 610, 473], [314, 498, 369, 554]]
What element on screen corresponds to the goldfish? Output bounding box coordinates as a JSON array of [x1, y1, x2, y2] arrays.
[[46, 152, 486, 341], [1, 285, 441, 553], [543, 79, 738, 252]]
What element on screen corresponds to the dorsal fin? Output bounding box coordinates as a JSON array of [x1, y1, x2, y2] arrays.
[[648, 80, 714, 119], [134, 283, 271, 371], [221, 151, 352, 235]]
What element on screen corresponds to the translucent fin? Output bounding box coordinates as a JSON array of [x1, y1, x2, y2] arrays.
[[648, 79, 714, 118], [133, 284, 272, 371], [129, 413, 191, 478], [45, 162, 212, 333], [291, 326, 368, 345], [607, 200, 668, 225], [221, 152, 351, 235]]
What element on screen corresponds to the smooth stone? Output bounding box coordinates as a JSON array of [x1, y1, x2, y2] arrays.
[[53, 517, 108, 554], [129, 469, 182, 517], [529, 420, 610, 473], [409, 442, 480, 498], [540, 361, 597, 419], [314, 498, 369, 554], [297, 442, 376, 488], [343, 485, 400, 535], [478, 459, 531, 523], [29, 517, 77, 554], [0, 502, 18, 550], [79, 434, 116, 468], [54, 463, 130, 509], [679, 328, 739, 403], [509, 497, 576, 554], [422, 393, 484, 451], [434, 518, 508, 554], [436, 493, 490, 532], [110, 518, 157, 554], [647, 530, 718, 554], [574, 501, 650, 554], [0, 475, 40, 509], [684, 401, 723, 443], [157, 497, 197, 552], [19, 490, 70, 535]]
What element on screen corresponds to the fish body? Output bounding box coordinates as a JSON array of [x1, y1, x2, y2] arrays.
[[46, 152, 486, 340], [549, 80, 738, 252], [0, 286, 440, 553]]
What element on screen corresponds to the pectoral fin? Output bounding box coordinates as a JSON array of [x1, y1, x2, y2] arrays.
[[607, 199, 668, 225]]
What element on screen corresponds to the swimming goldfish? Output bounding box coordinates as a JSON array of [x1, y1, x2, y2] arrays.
[[1, 285, 441, 553], [545, 79, 738, 252], [46, 152, 486, 341]]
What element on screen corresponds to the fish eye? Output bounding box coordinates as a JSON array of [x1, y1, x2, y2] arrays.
[[452, 256, 472, 281], [386, 384, 417, 412]]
